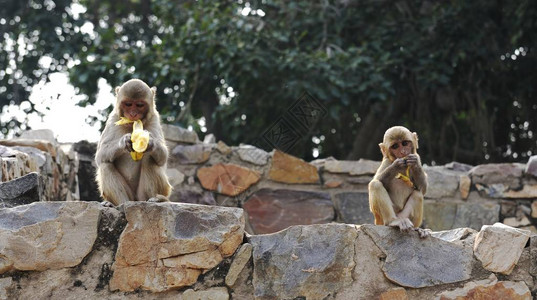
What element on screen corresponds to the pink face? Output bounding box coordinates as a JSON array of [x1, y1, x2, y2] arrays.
[[120, 99, 148, 121], [389, 140, 413, 159]]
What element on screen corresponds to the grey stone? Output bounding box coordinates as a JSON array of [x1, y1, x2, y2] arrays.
[[530, 235, 537, 277], [334, 192, 375, 225], [203, 133, 216, 144], [432, 227, 478, 243], [445, 161, 474, 172], [470, 163, 524, 190], [361, 225, 475, 288], [423, 166, 459, 199], [237, 145, 269, 166], [0, 172, 43, 208], [225, 243, 252, 287], [249, 224, 357, 300], [18, 129, 56, 144], [170, 190, 216, 205], [171, 144, 212, 164], [162, 124, 199, 144], [525, 155, 537, 177], [424, 201, 499, 231], [324, 159, 380, 176]]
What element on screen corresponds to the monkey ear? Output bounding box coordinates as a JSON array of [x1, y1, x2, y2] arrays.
[[151, 87, 157, 96], [379, 143, 387, 158], [413, 132, 419, 149], [115, 86, 121, 96]]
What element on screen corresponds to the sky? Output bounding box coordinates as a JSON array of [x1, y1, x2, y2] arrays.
[[1, 72, 114, 143]]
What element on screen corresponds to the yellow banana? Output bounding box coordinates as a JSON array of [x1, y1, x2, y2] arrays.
[[115, 118, 149, 161], [395, 165, 414, 188]]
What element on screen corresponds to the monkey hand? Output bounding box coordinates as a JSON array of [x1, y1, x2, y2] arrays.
[[144, 133, 155, 153], [389, 218, 414, 232], [414, 228, 431, 239], [120, 133, 134, 152], [404, 154, 420, 167]]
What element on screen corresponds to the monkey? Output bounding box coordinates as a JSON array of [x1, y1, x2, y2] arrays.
[[95, 79, 172, 206], [368, 126, 430, 238]]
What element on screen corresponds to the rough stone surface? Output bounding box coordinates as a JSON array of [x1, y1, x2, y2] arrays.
[[423, 166, 459, 199], [170, 144, 212, 164], [162, 124, 199, 144], [525, 155, 537, 177], [361, 225, 475, 288], [437, 274, 531, 300], [0, 172, 42, 208], [459, 174, 471, 200], [432, 227, 478, 244], [0, 139, 57, 158], [250, 224, 356, 300], [243, 188, 334, 234], [18, 129, 57, 143], [72, 141, 99, 201], [473, 223, 531, 275], [445, 161, 474, 172], [503, 184, 537, 198], [530, 236, 537, 277], [532, 201, 537, 218], [324, 159, 380, 175], [324, 180, 342, 188], [237, 145, 269, 166], [504, 216, 531, 227], [423, 201, 500, 231], [166, 168, 186, 186], [170, 190, 216, 205], [268, 150, 319, 184], [378, 288, 409, 300], [333, 192, 375, 225], [182, 287, 229, 300], [197, 163, 260, 196], [0, 277, 12, 300], [0, 201, 100, 273], [109, 202, 244, 292], [469, 163, 524, 190], [225, 243, 252, 287], [216, 141, 232, 155]]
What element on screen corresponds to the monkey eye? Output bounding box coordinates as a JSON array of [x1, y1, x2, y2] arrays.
[[136, 103, 145, 108], [390, 143, 399, 150], [402, 141, 410, 146], [124, 102, 133, 107]]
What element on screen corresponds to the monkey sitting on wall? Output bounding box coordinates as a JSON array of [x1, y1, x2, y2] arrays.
[[95, 79, 172, 206], [368, 126, 430, 238]]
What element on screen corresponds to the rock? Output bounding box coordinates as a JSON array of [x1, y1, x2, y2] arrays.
[[324, 180, 342, 188], [237, 145, 269, 166], [324, 159, 380, 176], [0, 277, 12, 300], [171, 144, 212, 164], [166, 168, 186, 186], [225, 243, 252, 287], [216, 141, 232, 155], [503, 184, 537, 199], [361, 225, 475, 288], [445, 161, 474, 172], [475, 183, 509, 198], [243, 188, 334, 234], [162, 124, 199, 144], [197, 164, 260, 196], [470, 163, 524, 190], [18, 129, 56, 143], [525, 155, 537, 177], [423, 201, 500, 231], [423, 166, 459, 199], [170, 190, 216, 205], [378, 287, 409, 300], [0, 201, 100, 273], [72, 141, 99, 201], [183, 287, 229, 300], [346, 175, 372, 185], [432, 227, 478, 244], [530, 236, 537, 277], [249, 224, 356, 300], [0, 139, 57, 158], [473, 223, 531, 275], [503, 216, 531, 227], [437, 274, 531, 300], [334, 192, 375, 225], [0, 172, 43, 208], [459, 174, 471, 200], [532, 201, 537, 218], [109, 202, 244, 292], [268, 150, 319, 184], [203, 133, 216, 144], [10, 146, 45, 169]]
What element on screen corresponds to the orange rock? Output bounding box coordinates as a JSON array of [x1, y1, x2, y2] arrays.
[[197, 163, 260, 196], [324, 180, 343, 188], [268, 150, 319, 184], [379, 288, 408, 300]]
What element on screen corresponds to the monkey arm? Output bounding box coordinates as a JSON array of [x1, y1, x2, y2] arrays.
[[95, 118, 128, 165], [376, 159, 405, 186]]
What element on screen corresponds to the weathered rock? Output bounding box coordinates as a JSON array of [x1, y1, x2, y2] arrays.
[[504, 216, 531, 227], [162, 124, 199, 144], [474, 223, 531, 275], [73, 141, 99, 201], [346, 175, 372, 185], [166, 168, 186, 186], [0, 139, 57, 158], [324, 180, 342, 188], [503, 184, 537, 199], [171, 144, 212, 164], [423, 166, 459, 199], [437, 274, 531, 300], [183, 287, 229, 300], [324, 159, 380, 176], [237, 145, 269, 166], [459, 174, 471, 200], [445, 161, 474, 172], [0, 277, 12, 300], [216, 141, 232, 155], [203, 133, 216, 144], [475, 183, 509, 198], [532, 201, 537, 218], [0, 172, 43, 208], [197, 164, 260, 196], [378, 288, 408, 300], [243, 188, 334, 234], [525, 155, 537, 177], [334, 192, 375, 225], [361, 225, 475, 288], [423, 201, 500, 231], [170, 190, 216, 205], [225, 243, 252, 287], [109, 202, 244, 292], [0, 201, 100, 273], [268, 150, 319, 184], [469, 163, 524, 190], [530, 236, 537, 277], [18, 129, 57, 143], [432, 227, 478, 244], [249, 224, 356, 300]]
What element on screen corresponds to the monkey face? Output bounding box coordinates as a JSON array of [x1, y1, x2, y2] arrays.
[[389, 140, 413, 159], [120, 99, 149, 121]]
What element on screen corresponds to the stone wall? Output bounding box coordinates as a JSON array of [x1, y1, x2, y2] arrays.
[[0, 201, 534, 299]]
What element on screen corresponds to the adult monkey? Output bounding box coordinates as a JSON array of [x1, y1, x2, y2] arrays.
[[368, 126, 430, 238], [95, 79, 172, 206]]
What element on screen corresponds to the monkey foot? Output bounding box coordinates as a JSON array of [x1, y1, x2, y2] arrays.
[[388, 218, 414, 232], [415, 228, 431, 239], [147, 195, 169, 203]]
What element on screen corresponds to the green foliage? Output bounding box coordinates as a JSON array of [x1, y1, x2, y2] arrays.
[[1, 0, 537, 164]]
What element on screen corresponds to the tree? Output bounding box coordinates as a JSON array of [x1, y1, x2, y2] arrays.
[[1, 0, 536, 165]]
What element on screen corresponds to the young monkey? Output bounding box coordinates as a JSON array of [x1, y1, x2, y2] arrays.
[[368, 126, 430, 238]]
